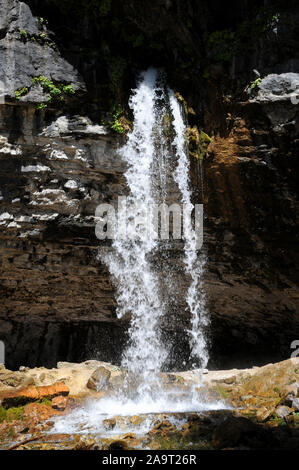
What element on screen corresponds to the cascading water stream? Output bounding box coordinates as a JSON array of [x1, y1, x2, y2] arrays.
[[104, 68, 209, 394], [169, 92, 210, 371], [49, 69, 223, 436], [103, 68, 168, 398]]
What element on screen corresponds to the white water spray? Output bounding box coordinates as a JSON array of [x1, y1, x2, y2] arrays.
[[169, 92, 210, 370], [50, 70, 221, 436], [105, 69, 209, 384], [103, 68, 167, 395]]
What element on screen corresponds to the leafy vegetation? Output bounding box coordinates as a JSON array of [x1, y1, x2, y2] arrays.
[[14, 87, 29, 100], [32, 76, 76, 109], [14, 77, 76, 110], [19, 29, 28, 41], [18, 23, 55, 48], [250, 78, 262, 89], [187, 126, 211, 160], [110, 107, 125, 134]]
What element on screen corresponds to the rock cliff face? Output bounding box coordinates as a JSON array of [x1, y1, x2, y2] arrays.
[[0, 0, 298, 369]]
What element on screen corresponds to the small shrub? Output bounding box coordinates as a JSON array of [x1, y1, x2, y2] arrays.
[[250, 78, 262, 89], [14, 87, 29, 100], [36, 103, 48, 110], [19, 29, 28, 41]]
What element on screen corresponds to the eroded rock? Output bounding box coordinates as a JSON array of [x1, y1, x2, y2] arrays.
[[87, 367, 111, 391]]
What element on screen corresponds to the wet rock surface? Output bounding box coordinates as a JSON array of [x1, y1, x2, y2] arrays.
[[0, 358, 298, 450]]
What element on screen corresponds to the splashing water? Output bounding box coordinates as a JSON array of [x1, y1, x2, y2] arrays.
[[104, 68, 210, 391], [103, 68, 168, 397], [50, 69, 217, 436], [169, 91, 210, 370]]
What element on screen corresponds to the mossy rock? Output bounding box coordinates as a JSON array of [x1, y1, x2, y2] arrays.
[[0, 405, 24, 423], [187, 126, 211, 160]]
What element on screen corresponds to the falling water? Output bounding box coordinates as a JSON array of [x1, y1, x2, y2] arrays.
[[105, 68, 209, 388], [103, 68, 167, 396], [169, 92, 210, 370], [50, 69, 220, 436]]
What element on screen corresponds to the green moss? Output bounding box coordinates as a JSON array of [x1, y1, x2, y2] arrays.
[[187, 126, 211, 160], [0, 406, 24, 423], [0, 407, 6, 422], [152, 433, 214, 450], [175, 92, 188, 115], [39, 398, 52, 407]]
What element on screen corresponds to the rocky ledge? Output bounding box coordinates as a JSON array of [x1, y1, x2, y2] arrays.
[[0, 357, 298, 450]]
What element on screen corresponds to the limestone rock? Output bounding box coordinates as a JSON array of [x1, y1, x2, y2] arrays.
[[0, 381, 69, 407], [51, 396, 69, 411], [292, 398, 299, 411], [275, 406, 293, 418], [87, 367, 111, 391], [24, 402, 59, 422], [0, 0, 85, 100]]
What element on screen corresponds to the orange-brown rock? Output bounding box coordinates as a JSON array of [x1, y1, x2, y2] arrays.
[[51, 396, 69, 411], [24, 403, 60, 422], [0, 382, 69, 407]]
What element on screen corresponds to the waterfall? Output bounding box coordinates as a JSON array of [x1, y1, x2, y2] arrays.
[[169, 92, 210, 370], [103, 68, 167, 395], [50, 70, 216, 435], [103, 68, 209, 394]]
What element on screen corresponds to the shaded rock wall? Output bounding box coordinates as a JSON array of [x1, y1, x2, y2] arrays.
[[0, 0, 298, 369]]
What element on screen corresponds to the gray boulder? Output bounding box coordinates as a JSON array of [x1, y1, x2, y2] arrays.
[[252, 73, 299, 104], [250, 73, 299, 128], [0, 0, 85, 100]]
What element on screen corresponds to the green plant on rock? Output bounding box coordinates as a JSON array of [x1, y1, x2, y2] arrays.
[[0, 406, 24, 423], [39, 17, 49, 26], [19, 29, 28, 41], [39, 397, 52, 407], [32, 76, 76, 109], [32, 76, 61, 96], [187, 126, 211, 160], [62, 84, 76, 95], [250, 77, 262, 89], [14, 87, 29, 100], [36, 102, 48, 110], [111, 107, 124, 134]]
